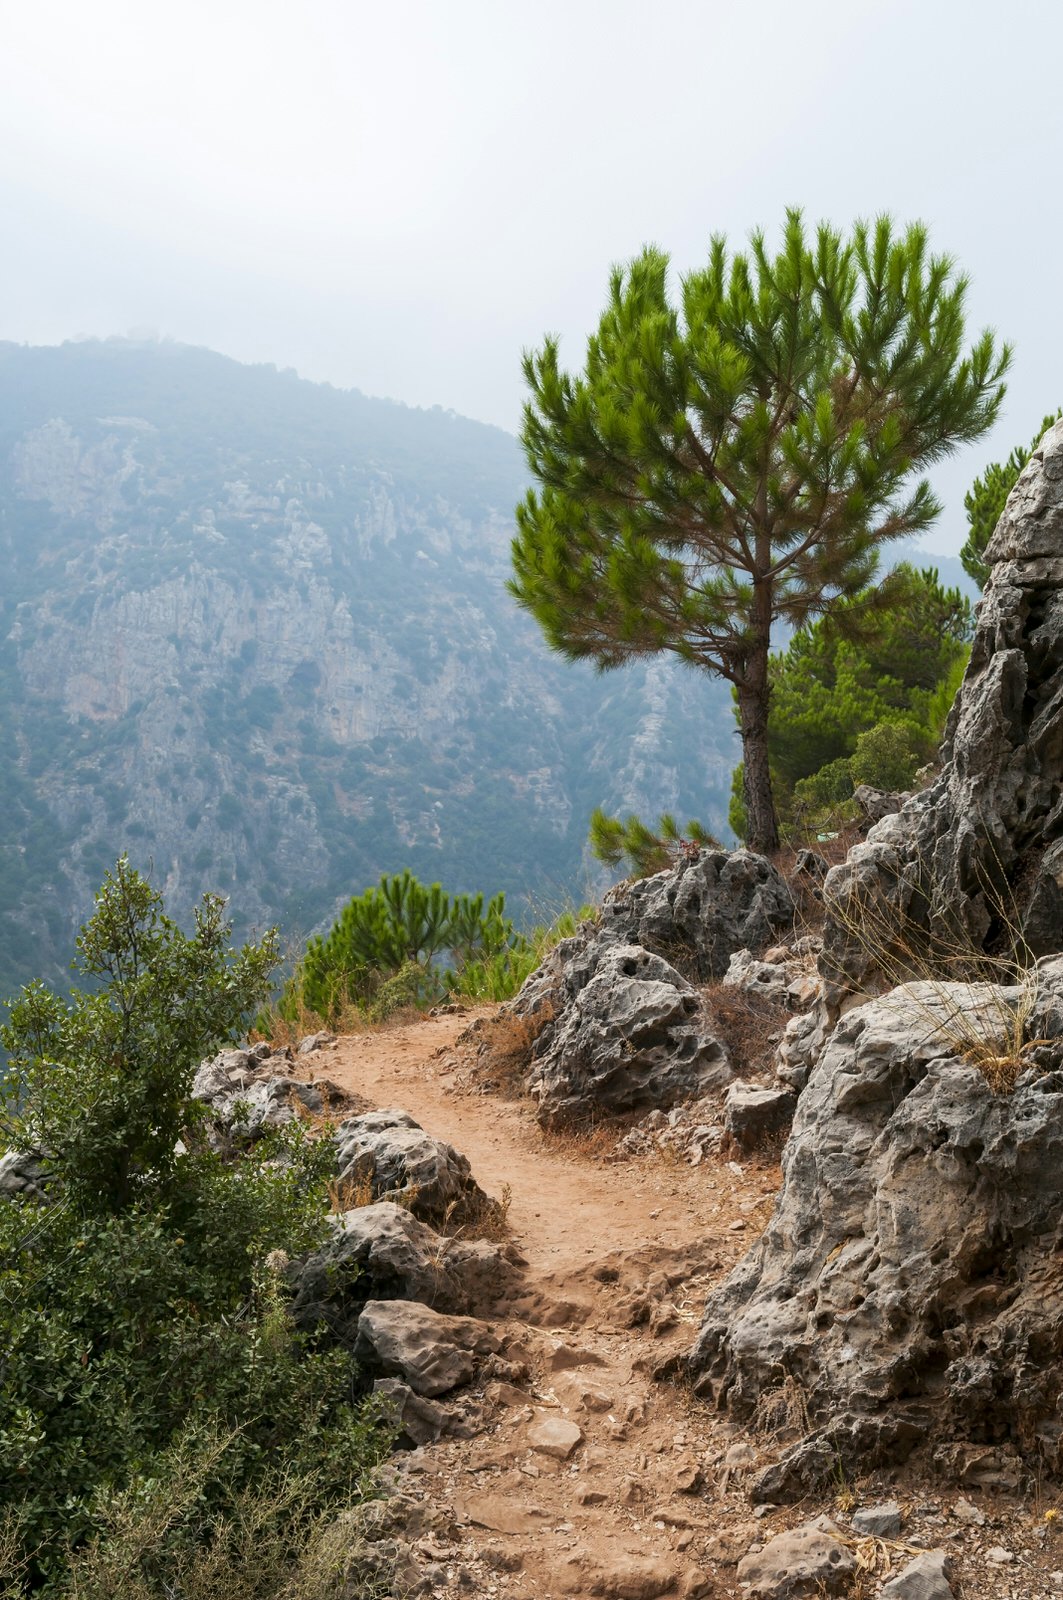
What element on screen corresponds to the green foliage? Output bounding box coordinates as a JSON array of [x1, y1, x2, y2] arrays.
[[453, 904, 597, 1003], [366, 960, 439, 1021], [961, 410, 1062, 586], [0, 862, 388, 1594], [292, 870, 523, 1023], [849, 721, 921, 790], [510, 209, 1009, 849], [730, 566, 972, 841], [1, 857, 278, 1212], [589, 808, 720, 878]]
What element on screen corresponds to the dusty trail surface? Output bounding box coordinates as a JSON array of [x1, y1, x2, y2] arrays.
[[300, 1012, 1058, 1599], [315, 1009, 778, 1599]]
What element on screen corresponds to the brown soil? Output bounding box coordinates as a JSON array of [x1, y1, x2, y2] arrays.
[[300, 1010, 1062, 1600]]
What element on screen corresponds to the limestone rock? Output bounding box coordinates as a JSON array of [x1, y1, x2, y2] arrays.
[[353, 1299, 500, 1396], [600, 849, 795, 982], [881, 1550, 954, 1600], [286, 1200, 517, 1341], [723, 1081, 796, 1150], [851, 1501, 902, 1538], [192, 1045, 357, 1146], [723, 948, 791, 1006], [333, 1108, 489, 1223], [735, 1515, 855, 1597], [0, 1150, 49, 1200], [526, 943, 730, 1128], [853, 783, 909, 824], [691, 970, 1063, 1486], [823, 418, 1063, 1002], [526, 1412, 583, 1460]]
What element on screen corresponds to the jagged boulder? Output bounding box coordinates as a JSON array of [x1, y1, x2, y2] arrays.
[[511, 850, 795, 1030], [333, 1108, 489, 1224], [353, 1299, 501, 1397], [192, 1044, 359, 1147], [822, 418, 1063, 1002], [0, 1151, 49, 1200], [690, 965, 1063, 1494], [526, 943, 730, 1128], [286, 1200, 517, 1343], [601, 849, 795, 982]]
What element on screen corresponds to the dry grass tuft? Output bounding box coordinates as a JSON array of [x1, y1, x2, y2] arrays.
[[701, 983, 786, 1078], [461, 1002, 554, 1098], [825, 842, 1044, 1094]]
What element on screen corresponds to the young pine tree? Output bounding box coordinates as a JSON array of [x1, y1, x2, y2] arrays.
[[510, 211, 1009, 852]]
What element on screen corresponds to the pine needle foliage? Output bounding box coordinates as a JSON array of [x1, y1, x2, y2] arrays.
[[510, 210, 1009, 852], [589, 809, 719, 878], [292, 870, 520, 1022]]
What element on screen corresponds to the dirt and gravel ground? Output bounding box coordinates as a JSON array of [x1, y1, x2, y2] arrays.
[[291, 1008, 1063, 1599]]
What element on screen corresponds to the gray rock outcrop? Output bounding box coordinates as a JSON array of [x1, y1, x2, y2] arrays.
[[690, 965, 1063, 1492], [333, 1108, 490, 1223], [735, 1515, 855, 1598], [822, 419, 1063, 1002], [353, 1299, 500, 1396], [599, 849, 795, 982], [0, 1150, 49, 1200], [525, 943, 731, 1129], [192, 1045, 359, 1147], [286, 1200, 518, 1343]]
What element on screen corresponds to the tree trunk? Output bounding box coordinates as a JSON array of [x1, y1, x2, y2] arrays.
[[736, 677, 780, 855]]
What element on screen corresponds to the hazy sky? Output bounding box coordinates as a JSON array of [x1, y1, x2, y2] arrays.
[[1, 0, 1058, 552]]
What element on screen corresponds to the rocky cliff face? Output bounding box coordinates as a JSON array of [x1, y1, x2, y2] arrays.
[[0, 339, 737, 992]]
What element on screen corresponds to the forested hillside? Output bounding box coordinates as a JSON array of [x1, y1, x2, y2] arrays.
[[0, 338, 738, 994]]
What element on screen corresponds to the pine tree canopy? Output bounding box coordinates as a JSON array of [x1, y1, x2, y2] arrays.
[[961, 410, 1061, 588], [509, 210, 1009, 852]]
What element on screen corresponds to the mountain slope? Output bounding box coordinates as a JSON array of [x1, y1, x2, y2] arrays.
[[0, 339, 737, 994]]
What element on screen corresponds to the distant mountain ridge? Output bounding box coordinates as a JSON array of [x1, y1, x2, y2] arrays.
[[0, 338, 737, 995]]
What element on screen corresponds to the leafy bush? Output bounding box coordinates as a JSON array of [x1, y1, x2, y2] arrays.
[[0, 860, 389, 1594], [849, 721, 920, 791]]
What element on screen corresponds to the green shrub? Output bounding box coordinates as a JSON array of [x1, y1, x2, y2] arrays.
[[290, 870, 523, 1024], [849, 720, 921, 791], [0, 860, 389, 1593]]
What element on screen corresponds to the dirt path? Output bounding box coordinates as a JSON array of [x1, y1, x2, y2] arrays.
[[311, 1010, 781, 1599]]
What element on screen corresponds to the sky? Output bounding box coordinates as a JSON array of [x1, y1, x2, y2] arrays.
[[0, 0, 1058, 553]]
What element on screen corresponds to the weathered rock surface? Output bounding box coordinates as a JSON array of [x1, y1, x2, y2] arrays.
[[333, 1108, 490, 1223], [723, 1081, 796, 1150], [735, 1515, 855, 1597], [193, 1045, 358, 1146], [353, 1299, 500, 1396], [371, 1376, 486, 1447], [823, 418, 1063, 1002], [286, 1200, 518, 1341], [599, 850, 795, 982], [881, 1550, 954, 1600], [525, 943, 730, 1128], [0, 1150, 49, 1200], [691, 967, 1063, 1490]]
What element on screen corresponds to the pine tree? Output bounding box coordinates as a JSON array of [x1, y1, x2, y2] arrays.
[[960, 410, 1061, 587], [510, 211, 1009, 852]]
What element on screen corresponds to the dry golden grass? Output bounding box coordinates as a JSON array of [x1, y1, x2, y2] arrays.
[[701, 982, 786, 1078], [460, 1002, 554, 1099], [825, 841, 1043, 1094]]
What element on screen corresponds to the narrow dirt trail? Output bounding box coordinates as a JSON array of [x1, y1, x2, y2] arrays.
[[307, 1010, 783, 1600]]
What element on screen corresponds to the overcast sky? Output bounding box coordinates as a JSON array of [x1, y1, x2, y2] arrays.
[[1, 0, 1057, 552]]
